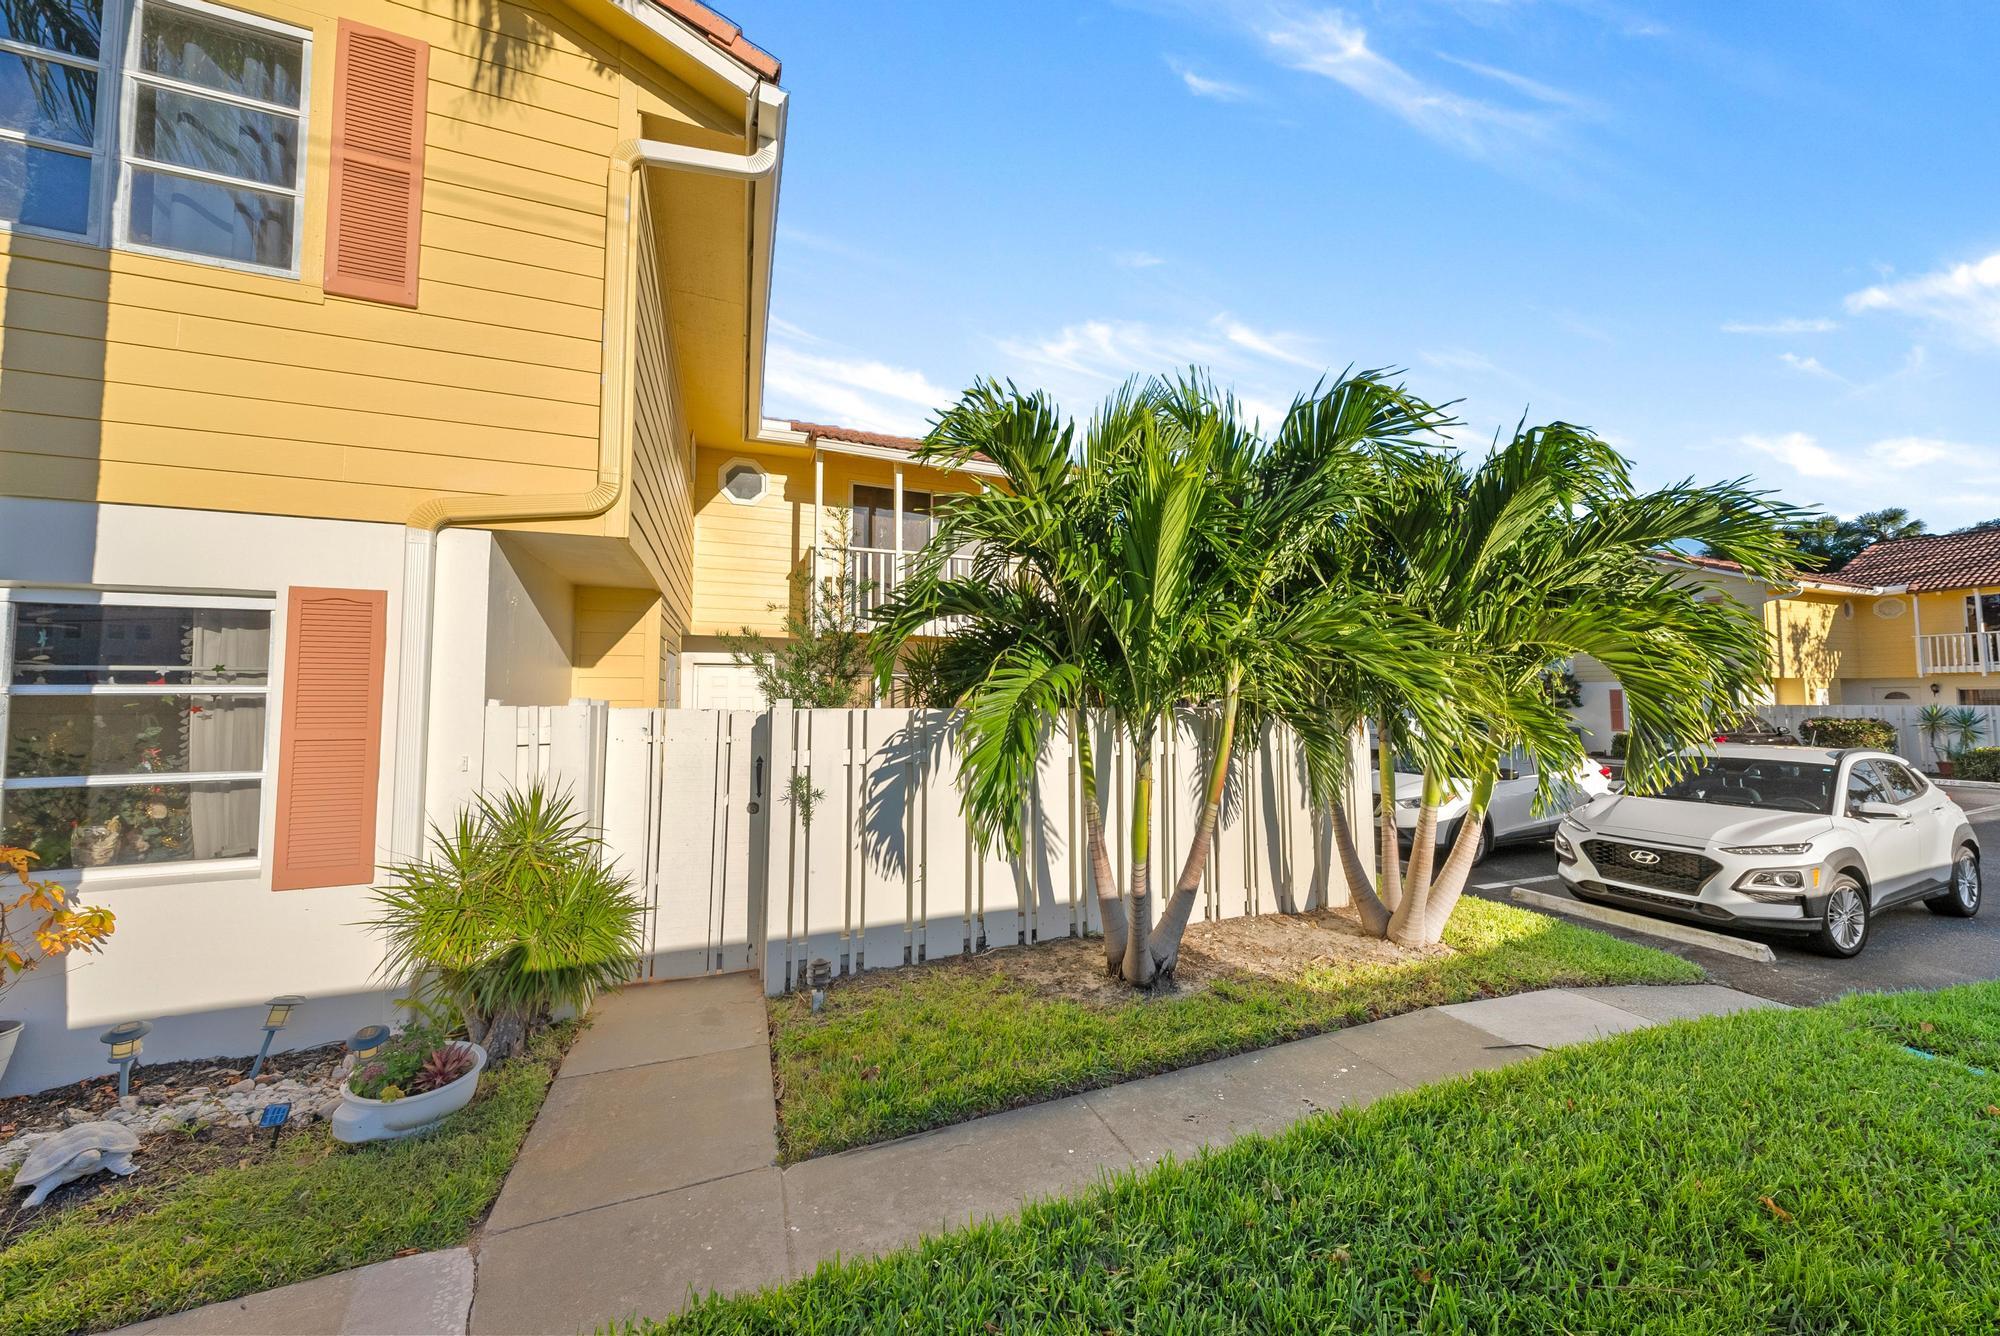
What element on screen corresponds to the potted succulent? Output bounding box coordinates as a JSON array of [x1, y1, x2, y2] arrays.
[[1, 846, 116, 1089], [332, 1025, 486, 1144]]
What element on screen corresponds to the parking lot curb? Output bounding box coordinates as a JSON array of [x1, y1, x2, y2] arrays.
[[1510, 887, 1779, 963]]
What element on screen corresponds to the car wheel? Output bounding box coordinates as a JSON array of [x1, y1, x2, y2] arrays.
[[1472, 819, 1493, 865], [1926, 846, 1982, 918], [1813, 876, 1870, 957]]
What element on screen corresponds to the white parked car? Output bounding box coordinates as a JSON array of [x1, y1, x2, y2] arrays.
[[1556, 744, 1981, 957], [1377, 750, 1615, 864]]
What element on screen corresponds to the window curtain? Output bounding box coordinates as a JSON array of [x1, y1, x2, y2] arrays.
[[184, 616, 266, 859]]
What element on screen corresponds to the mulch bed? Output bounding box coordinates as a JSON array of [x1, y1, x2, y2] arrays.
[[831, 908, 1449, 1009], [0, 1042, 346, 1242]]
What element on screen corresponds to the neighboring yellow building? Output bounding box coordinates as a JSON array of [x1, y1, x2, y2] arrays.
[[680, 419, 1000, 707], [1772, 528, 2000, 707], [1572, 535, 2000, 749]]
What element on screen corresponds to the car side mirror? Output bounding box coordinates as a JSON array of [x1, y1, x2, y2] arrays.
[[1851, 801, 1901, 821]]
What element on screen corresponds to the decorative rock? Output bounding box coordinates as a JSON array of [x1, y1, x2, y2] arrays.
[[227, 1079, 255, 1095], [60, 1107, 95, 1125], [15, 1121, 141, 1207]]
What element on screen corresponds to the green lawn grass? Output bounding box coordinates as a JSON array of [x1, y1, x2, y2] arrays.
[[654, 983, 2000, 1334], [771, 897, 1701, 1159], [0, 1023, 573, 1336]]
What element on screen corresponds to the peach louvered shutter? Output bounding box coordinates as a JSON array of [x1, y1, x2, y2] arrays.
[[273, 588, 387, 891], [324, 21, 429, 306]]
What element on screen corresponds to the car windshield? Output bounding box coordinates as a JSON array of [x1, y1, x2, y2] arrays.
[[1654, 756, 1836, 814]]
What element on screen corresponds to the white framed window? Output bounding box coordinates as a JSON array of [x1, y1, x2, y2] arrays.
[[719, 457, 768, 506], [0, 0, 308, 274], [115, 0, 308, 274], [0, 0, 113, 240], [0, 590, 273, 875]]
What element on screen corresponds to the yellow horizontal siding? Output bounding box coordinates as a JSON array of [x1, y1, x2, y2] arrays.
[[571, 585, 663, 707], [0, 0, 737, 530]]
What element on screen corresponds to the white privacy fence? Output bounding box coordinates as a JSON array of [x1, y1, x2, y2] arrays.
[[479, 702, 1373, 994], [1757, 704, 2000, 768]]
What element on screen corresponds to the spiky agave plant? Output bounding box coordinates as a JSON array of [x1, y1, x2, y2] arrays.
[[367, 784, 646, 1061]]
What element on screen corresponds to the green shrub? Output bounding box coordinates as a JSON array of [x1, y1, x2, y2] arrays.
[[1951, 747, 2000, 782], [368, 784, 646, 1061], [1609, 731, 1628, 759], [1797, 716, 1898, 750]]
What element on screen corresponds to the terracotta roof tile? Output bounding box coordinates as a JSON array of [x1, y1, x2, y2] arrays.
[[649, 0, 780, 81], [790, 420, 924, 451], [1657, 550, 1876, 591], [1837, 529, 2000, 592]]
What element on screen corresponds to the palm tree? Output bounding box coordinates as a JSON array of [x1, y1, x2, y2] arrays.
[[1342, 424, 1802, 946], [874, 372, 1464, 986]]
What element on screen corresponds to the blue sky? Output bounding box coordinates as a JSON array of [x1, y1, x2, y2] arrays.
[[747, 1, 2000, 528]]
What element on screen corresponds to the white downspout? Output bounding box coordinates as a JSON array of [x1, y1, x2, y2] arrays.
[[388, 112, 783, 859]]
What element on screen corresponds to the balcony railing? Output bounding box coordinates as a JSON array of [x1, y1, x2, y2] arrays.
[[1918, 631, 2000, 675], [844, 546, 977, 634]]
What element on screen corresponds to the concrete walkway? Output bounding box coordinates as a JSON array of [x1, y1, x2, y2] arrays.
[[118, 975, 1781, 1335]]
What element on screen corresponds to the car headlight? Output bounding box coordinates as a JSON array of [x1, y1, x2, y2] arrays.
[[1734, 866, 1821, 901], [1721, 842, 1816, 856], [1553, 831, 1576, 860], [1560, 814, 1590, 834], [1396, 797, 1422, 810]]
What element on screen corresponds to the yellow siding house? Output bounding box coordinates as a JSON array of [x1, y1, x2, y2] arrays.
[[0, 0, 811, 1091]]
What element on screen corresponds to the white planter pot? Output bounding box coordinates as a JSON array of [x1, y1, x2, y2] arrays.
[[332, 1042, 487, 1144], [0, 1020, 20, 1091]]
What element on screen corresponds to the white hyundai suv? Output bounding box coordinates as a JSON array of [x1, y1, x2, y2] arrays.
[[1555, 744, 1981, 957]]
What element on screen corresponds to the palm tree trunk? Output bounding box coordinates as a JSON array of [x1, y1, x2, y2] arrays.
[[1333, 795, 1391, 936], [1422, 770, 1497, 943], [1387, 772, 1443, 946], [1373, 728, 1403, 928], [1151, 681, 1241, 978], [482, 1007, 529, 1063], [1121, 720, 1159, 987], [1076, 712, 1126, 975]]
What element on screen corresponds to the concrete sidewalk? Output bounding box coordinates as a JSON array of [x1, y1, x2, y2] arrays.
[[121, 975, 1782, 1335]]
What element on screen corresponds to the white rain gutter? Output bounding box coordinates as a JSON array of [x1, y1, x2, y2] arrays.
[[387, 90, 787, 858]]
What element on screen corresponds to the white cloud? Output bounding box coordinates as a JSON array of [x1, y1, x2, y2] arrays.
[[1214, 315, 1323, 369], [764, 339, 955, 438], [1846, 251, 2000, 348], [1167, 57, 1252, 101], [1736, 432, 2000, 521], [1113, 250, 1166, 269], [1871, 436, 1958, 470], [1778, 351, 1840, 380], [1721, 316, 1839, 335], [1432, 53, 1588, 109], [993, 312, 1332, 420], [1255, 6, 1554, 158], [1741, 431, 1858, 481]]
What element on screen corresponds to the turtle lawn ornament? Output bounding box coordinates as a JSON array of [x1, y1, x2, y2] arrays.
[[14, 1121, 141, 1207]]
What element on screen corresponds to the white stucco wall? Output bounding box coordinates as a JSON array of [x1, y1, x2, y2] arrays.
[[0, 500, 425, 1093]]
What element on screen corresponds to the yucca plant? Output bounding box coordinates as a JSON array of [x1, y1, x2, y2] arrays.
[[367, 784, 646, 1061], [1947, 706, 1986, 760]]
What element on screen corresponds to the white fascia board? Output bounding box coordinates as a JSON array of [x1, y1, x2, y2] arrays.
[[813, 437, 1005, 479], [606, 0, 759, 96]]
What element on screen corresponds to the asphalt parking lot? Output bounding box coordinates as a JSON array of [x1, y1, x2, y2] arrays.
[[1468, 783, 2000, 1007]]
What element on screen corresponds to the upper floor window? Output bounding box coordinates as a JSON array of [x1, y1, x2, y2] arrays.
[[0, 0, 307, 274], [852, 484, 938, 552], [0, 0, 106, 236]]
